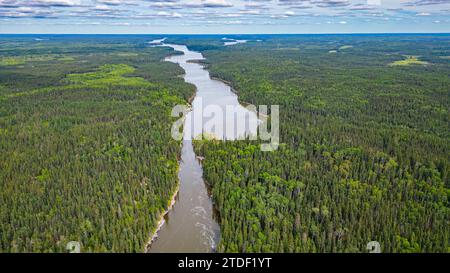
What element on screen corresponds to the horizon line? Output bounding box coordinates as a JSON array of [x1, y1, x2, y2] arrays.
[[1, 32, 450, 35]]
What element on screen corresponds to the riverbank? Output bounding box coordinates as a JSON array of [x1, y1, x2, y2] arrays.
[[210, 76, 268, 120], [145, 40, 255, 252], [144, 183, 179, 252]]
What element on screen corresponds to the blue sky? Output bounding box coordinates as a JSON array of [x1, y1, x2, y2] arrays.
[[0, 0, 449, 34]]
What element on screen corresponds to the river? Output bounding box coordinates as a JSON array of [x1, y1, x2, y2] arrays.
[[222, 38, 248, 46], [146, 39, 258, 253]]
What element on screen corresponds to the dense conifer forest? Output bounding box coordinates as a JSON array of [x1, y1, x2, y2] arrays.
[[188, 34, 450, 253], [0, 34, 448, 253], [0, 35, 193, 252]]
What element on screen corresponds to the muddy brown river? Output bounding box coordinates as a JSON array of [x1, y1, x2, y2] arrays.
[[147, 40, 257, 253]]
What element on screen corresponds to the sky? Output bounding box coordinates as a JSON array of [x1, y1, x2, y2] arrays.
[[0, 0, 449, 34]]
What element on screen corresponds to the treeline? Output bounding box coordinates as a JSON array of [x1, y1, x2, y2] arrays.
[[0, 37, 192, 252], [191, 35, 450, 252]]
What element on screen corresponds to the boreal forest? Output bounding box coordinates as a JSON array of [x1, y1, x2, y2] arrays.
[[0, 35, 193, 252], [0, 34, 449, 253], [185, 34, 450, 253]]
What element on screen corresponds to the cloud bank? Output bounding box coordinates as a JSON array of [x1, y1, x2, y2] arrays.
[[1, 0, 449, 33]]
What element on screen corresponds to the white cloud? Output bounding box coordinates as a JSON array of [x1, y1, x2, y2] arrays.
[[239, 10, 260, 15], [1, 0, 449, 31], [157, 11, 170, 16], [94, 5, 111, 11], [30, 0, 81, 6], [202, 0, 233, 8], [285, 11, 295, 16], [157, 11, 183, 18], [172, 12, 182, 17]]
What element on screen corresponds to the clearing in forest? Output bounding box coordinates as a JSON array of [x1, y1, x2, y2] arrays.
[[389, 55, 429, 66]]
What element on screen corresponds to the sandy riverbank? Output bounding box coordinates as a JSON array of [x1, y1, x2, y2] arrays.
[[144, 184, 179, 252]]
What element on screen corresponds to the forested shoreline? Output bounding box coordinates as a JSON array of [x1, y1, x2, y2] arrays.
[[189, 35, 450, 252], [0, 34, 448, 253], [0, 36, 193, 252]]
